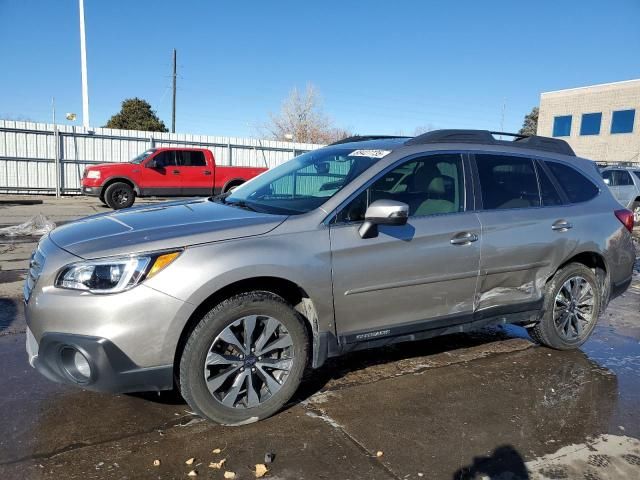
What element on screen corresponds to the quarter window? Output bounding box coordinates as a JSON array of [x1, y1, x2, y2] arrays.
[[337, 154, 464, 222], [611, 109, 635, 134], [580, 113, 602, 136], [545, 161, 599, 203], [476, 155, 540, 210], [553, 115, 572, 137]]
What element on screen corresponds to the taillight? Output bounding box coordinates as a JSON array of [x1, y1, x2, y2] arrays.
[[614, 209, 634, 232]]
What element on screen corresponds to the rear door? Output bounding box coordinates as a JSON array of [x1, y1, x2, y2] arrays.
[[175, 150, 212, 196], [473, 153, 572, 313], [141, 150, 181, 195], [330, 152, 481, 340]]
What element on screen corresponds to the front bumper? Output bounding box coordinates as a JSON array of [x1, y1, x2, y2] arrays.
[[81, 185, 103, 197], [27, 329, 173, 393]]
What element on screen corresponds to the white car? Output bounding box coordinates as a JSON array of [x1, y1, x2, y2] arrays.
[[601, 166, 640, 223]]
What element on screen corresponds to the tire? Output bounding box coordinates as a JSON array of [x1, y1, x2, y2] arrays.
[[528, 263, 602, 350], [104, 182, 135, 210], [224, 181, 243, 193], [179, 292, 308, 425], [98, 193, 107, 206]]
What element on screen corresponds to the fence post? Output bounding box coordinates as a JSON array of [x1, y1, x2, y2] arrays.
[[53, 125, 61, 198], [227, 141, 232, 166]]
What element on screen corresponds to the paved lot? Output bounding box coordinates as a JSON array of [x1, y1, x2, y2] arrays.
[[1, 195, 639, 479]]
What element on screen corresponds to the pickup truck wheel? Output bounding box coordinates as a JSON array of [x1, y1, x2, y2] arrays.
[[179, 292, 308, 425], [104, 182, 135, 210], [528, 263, 601, 350]]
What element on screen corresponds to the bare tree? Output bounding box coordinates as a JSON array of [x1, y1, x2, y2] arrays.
[[265, 84, 352, 144], [413, 124, 436, 136]]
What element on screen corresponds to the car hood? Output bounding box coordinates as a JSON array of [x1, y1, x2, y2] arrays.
[[49, 198, 287, 258]]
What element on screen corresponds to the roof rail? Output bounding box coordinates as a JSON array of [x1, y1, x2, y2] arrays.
[[405, 129, 576, 156], [328, 135, 410, 146]]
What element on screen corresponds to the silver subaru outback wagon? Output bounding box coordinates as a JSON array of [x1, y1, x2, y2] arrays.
[[25, 130, 636, 425]]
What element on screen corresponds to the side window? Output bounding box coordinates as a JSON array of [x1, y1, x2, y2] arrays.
[[476, 155, 540, 210], [536, 163, 564, 206], [152, 151, 176, 168], [545, 161, 599, 203], [178, 151, 207, 167], [613, 170, 633, 186], [602, 170, 614, 185], [336, 154, 464, 222]]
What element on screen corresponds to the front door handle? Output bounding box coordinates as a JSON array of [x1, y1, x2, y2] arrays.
[[172, 169, 180, 175], [450, 232, 479, 246], [551, 220, 573, 231], [203, 170, 212, 176]]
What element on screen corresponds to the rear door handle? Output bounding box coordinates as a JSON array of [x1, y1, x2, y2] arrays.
[[203, 170, 212, 176], [450, 232, 479, 246], [172, 169, 180, 175], [552, 220, 573, 231]]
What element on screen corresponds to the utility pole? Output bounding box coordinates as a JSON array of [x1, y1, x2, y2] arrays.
[[78, 0, 90, 128], [171, 48, 177, 133]]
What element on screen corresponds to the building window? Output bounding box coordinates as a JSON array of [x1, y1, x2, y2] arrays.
[[611, 109, 635, 134], [580, 112, 602, 136], [552, 115, 572, 137]]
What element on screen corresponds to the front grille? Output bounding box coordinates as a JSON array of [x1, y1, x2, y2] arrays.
[[24, 246, 45, 304]]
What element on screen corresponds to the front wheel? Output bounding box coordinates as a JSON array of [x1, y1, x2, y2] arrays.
[[528, 263, 602, 350], [179, 292, 308, 425], [104, 182, 135, 210]]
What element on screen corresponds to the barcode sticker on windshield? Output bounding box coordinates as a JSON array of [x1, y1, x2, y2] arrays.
[[349, 149, 391, 158]]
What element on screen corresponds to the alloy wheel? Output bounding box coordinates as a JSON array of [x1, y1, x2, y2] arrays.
[[553, 276, 595, 341], [203, 315, 294, 409]]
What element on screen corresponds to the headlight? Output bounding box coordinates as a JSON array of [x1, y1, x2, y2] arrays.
[[55, 251, 181, 294], [86, 170, 101, 179]]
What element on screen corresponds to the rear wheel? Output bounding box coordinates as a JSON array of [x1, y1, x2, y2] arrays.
[[104, 182, 135, 210], [528, 263, 601, 350], [179, 292, 308, 425]]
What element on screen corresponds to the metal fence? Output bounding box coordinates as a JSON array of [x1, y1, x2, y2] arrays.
[[0, 120, 322, 195]]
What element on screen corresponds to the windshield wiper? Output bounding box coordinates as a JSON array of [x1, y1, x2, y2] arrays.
[[225, 199, 258, 212]]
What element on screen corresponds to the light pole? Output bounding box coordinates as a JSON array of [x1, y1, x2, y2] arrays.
[[79, 0, 90, 128]]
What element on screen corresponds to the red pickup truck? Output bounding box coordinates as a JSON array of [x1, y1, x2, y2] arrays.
[[81, 148, 267, 209]]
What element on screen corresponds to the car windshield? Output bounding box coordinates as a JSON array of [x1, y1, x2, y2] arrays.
[[130, 149, 156, 164], [222, 147, 390, 215], [634, 171, 640, 181]]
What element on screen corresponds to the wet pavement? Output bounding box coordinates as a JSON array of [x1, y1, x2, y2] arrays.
[[0, 197, 639, 479]]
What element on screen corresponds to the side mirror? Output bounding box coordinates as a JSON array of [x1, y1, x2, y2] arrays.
[[358, 199, 409, 239], [146, 159, 157, 168], [603, 178, 611, 185]]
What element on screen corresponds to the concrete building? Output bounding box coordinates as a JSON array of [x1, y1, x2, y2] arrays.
[[537, 79, 640, 164]]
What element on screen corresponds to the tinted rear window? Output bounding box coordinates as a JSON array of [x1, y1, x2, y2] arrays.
[[476, 154, 540, 210], [545, 161, 599, 203]]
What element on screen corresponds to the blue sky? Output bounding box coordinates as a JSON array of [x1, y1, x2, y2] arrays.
[[1, 0, 639, 138]]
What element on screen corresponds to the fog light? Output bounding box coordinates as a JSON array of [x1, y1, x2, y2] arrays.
[[60, 347, 91, 383], [73, 350, 91, 378]]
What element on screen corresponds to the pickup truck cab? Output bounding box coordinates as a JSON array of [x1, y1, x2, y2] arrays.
[[82, 148, 267, 209]]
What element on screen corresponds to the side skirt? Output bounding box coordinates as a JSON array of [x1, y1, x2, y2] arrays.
[[312, 299, 543, 369]]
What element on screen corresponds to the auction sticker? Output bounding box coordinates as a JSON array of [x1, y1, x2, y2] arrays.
[[349, 149, 391, 158]]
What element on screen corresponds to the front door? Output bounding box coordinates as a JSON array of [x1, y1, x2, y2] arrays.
[[142, 150, 181, 195], [330, 153, 481, 342]]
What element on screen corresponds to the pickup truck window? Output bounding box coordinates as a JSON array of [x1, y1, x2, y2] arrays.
[[152, 151, 177, 168], [224, 147, 386, 215], [177, 151, 207, 167]]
